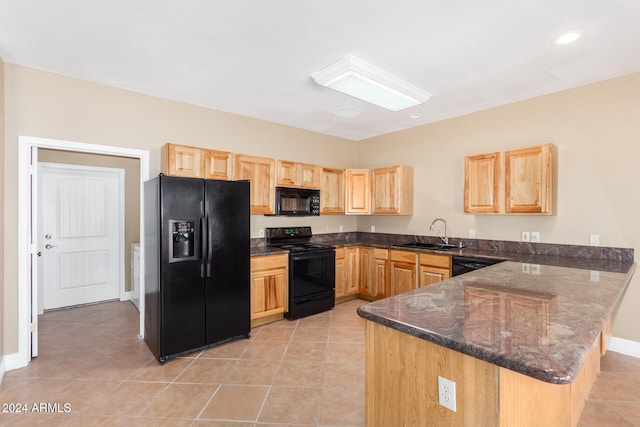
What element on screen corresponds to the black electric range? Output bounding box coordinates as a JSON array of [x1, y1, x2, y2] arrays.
[[266, 227, 335, 319]]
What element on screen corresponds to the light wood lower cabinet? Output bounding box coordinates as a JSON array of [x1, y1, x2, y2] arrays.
[[373, 248, 390, 298], [250, 254, 288, 322], [335, 247, 451, 300], [390, 250, 417, 296], [335, 248, 346, 298], [365, 320, 601, 427], [418, 252, 451, 287]]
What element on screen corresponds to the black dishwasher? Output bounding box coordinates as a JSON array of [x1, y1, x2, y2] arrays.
[[452, 256, 503, 276]]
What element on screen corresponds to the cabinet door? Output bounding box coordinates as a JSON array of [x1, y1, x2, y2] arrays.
[[371, 166, 413, 215], [346, 169, 371, 214], [505, 144, 552, 214], [464, 152, 500, 213], [390, 261, 416, 296], [299, 163, 320, 189], [320, 167, 345, 214], [250, 254, 289, 320], [250, 268, 287, 319], [359, 247, 372, 296], [418, 266, 451, 287], [334, 248, 346, 298], [276, 160, 297, 187], [345, 247, 360, 295], [204, 149, 234, 180], [373, 258, 389, 298], [235, 154, 276, 214], [163, 143, 204, 178]]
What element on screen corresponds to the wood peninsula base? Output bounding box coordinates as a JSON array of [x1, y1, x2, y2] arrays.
[[365, 321, 601, 427]]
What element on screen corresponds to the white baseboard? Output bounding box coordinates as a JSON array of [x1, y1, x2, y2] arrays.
[[0, 356, 5, 388], [120, 291, 132, 302], [608, 337, 640, 358], [3, 351, 29, 372]]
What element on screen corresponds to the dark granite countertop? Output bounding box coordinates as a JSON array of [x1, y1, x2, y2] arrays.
[[357, 259, 636, 384]]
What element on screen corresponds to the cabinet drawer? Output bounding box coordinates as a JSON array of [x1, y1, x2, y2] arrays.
[[335, 247, 345, 259], [419, 253, 451, 269], [374, 248, 389, 260], [390, 250, 417, 263], [251, 253, 288, 271]]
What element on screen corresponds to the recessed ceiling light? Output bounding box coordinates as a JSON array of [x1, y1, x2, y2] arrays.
[[553, 31, 582, 45], [409, 113, 422, 119], [312, 55, 431, 112]]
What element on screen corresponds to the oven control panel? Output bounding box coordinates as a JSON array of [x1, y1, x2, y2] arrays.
[[266, 226, 312, 239]]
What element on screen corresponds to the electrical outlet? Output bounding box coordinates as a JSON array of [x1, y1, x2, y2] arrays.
[[530, 231, 540, 242], [339, 225, 344, 232], [259, 229, 265, 238], [438, 376, 456, 412], [590, 271, 600, 282], [590, 234, 600, 246], [468, 228, 476, 239], [371, 225, 376, 233], [522, 263, 530, 274], [521, 231, 530, 242]]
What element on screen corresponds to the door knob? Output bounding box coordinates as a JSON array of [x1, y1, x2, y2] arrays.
[[45, 244, 58, 249]]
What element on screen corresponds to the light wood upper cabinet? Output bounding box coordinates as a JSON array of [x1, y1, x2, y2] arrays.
[[505, 144, 552, 214], [163, 143, 204, 178], [320, 167, 345, 215], [163, 143, 234, 180], [464, 143, 554, 215], [204, 149, 234, 180], [464, 152, 500, 214], [235, 154, 276, 214], [250, 254, 288, 321], [276, 160, 320, 189], [346, 169, 371, 214], [371, 166, 414, 215]]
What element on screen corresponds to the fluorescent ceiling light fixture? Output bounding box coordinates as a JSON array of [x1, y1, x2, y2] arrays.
[[312, 55, 431, 112], [554, 30, 582, 45]]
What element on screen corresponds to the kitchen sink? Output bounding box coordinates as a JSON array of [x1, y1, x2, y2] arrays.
[[394, 242, 460, 251]]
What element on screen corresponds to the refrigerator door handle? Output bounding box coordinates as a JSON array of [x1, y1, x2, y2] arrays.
[[200, 216, 206, 278], [206, 216, 214, 278]]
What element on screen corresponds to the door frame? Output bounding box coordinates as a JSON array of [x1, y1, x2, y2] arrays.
[[37, 162, 125, 314], [14, 135, 149, 370]]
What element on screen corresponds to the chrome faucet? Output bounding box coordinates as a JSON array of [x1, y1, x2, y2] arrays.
[[429, 218, 448, 245]]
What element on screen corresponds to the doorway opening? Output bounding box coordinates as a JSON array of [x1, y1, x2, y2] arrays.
[[14, 136, 149, 370]]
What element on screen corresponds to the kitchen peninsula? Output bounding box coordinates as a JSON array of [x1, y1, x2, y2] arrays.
[[357, 259, 636, 427]]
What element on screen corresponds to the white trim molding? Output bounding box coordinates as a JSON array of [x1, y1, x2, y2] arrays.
[[14, 135, 149, 371], [608, 337, 640, 358]]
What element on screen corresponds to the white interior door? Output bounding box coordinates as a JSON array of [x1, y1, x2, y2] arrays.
[[38, 163, 123, 310]]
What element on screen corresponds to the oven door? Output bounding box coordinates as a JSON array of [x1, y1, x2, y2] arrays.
[[289, 250, 336, 298]]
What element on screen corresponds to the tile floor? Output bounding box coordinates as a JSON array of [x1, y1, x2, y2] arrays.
[[0, 299, 639, 426]]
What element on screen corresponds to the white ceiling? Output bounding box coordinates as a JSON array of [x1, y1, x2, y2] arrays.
[[1, 0, 640, 141]]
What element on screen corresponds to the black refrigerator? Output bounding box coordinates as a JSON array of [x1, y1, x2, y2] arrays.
[[144, 175, 250, 363]]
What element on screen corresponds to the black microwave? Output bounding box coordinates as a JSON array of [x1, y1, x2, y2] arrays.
[[273, 187, 320, 216]]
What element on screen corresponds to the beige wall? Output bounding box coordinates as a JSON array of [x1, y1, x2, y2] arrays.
[[37, 149, 140, 292], [3, 63, 358, 355], [1, 57, 5, 360], [358, 72, 640, 340], [3, 63, 640, 355]]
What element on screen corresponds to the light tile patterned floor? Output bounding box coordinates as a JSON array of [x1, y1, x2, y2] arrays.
[[0, 299, 366, 426], [1, 299, 639, 426]]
